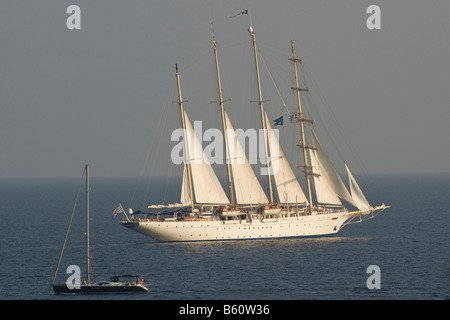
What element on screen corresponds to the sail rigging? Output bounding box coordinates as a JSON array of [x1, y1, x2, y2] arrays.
[[309, 148, 342, 207], [249, 25, 274, 204], [265, 112, 308, 205], [310, 128, 357, 207], [211, 22, 235, 206], [180, 164, 191, 205], [175, 64, 229, 206], [345, 163, 372, 212], [53, 165, 148, 293], [182, 110, 230, 205], [224, 111, 269, 205], [290, 41, 314, 210]]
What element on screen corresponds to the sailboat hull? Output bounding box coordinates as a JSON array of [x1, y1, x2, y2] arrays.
[[52, 283, 148, 294], [120, 211, 354, 242]]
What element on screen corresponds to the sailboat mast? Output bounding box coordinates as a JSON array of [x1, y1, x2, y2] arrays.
[[85, 164, 91, 283], [290, 41, 313, 211], [211, 23, 235, 206], [175, 65, 195, 210], [249, 26, 274, 204]]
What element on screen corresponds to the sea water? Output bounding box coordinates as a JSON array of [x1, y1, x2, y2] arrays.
[[0, 174, 448, 300]]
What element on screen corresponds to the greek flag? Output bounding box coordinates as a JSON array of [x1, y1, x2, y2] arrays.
[[273, 116, 283, 126], [289, 113, 298, 123], [228, 9, 248, 18]]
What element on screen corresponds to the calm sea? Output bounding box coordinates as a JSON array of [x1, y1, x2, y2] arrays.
[[0, 174, 448, 301]]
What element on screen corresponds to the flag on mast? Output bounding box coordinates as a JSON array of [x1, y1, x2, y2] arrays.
[[113, 204, 125, 217], [289, 113, 298, 123], [273, 116, 283, 126], [228, 9, 248, 18]]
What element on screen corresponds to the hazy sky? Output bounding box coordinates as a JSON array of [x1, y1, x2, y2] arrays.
[[1, 0, 449, 179]]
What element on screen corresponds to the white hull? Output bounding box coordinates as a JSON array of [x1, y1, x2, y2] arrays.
[[120, 211, 355, 242]]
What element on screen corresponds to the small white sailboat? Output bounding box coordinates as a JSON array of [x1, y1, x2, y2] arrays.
[[118, 22, 389, 242], [52, 164, 148, 294]]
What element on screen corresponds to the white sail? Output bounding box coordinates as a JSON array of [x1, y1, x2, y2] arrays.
[[310, 128, 357, 207], [224, 111, 269, 205], [309, 149, 342, 206], [265, 113, 308, 204], [345, 164, 372, 212], [183, 111, 230, 204], [180, 164, 191, 205]]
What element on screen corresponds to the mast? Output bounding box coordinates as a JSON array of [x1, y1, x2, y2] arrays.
[[290, 41, 314, 211], [175, 65, 195, 210], [211, 22, 235, 206], [85, 164, 91, 283], [248, 26, 274, 204]]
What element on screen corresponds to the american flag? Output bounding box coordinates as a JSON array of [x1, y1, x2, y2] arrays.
[[113, 205, 125, 217]]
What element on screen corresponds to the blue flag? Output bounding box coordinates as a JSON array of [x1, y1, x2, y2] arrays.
[[273, 116, 283, 126], [228, 9, 248, 18]]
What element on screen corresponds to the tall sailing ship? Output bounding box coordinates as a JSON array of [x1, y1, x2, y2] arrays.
[[119, 22, 389, 242]]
